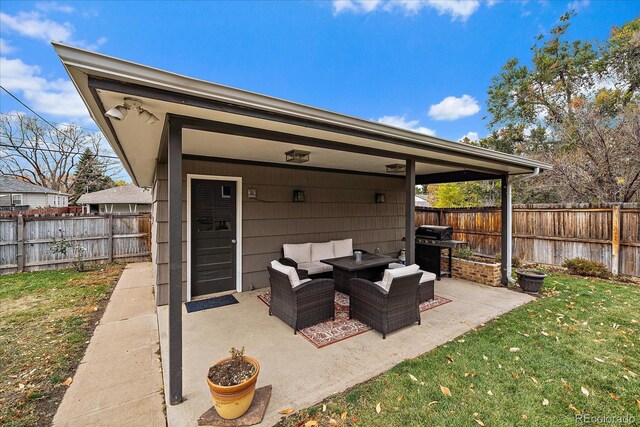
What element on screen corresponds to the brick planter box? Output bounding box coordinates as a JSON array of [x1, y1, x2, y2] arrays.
[[441, 256, 501, 287]]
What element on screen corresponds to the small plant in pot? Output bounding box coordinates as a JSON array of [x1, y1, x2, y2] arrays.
[[516, 269, 547, 293], [207, 347, 260, 420]]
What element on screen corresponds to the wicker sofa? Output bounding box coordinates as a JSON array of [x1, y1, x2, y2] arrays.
[[267, 262, 335, 334], [279, 238, 354, 277], [349, 268, 423, 339]]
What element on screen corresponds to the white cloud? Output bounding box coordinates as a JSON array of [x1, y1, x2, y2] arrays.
[[428, 94, 480, 121], [0, 56, 89, 120], [0, 10, 106, 49], [0, 11, 73, 43], [333, 0, 382, 14], [459, 131, 479, 141], [0, 38, 15, 54], [36, 2, 75, 13], [333, 0, 480, 22], [567, 0, 590, 11], [377, 115, 436, 136]]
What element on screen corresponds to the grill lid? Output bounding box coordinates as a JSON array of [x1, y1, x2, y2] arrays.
[[416, 225, 453, 240]]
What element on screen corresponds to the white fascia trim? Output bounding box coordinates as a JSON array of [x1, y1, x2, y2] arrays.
[[52, 43, 551, 173]]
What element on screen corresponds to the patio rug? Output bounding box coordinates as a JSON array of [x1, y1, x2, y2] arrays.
[[257, 291, 451, 348], [186, 294, 239, 313]]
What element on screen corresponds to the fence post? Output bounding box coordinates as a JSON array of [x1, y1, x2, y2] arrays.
[[611, 205, 621, 276], [108, 214, 114, 263], [16, 216, 24, 273]]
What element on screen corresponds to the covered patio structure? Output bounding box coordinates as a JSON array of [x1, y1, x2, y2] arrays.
[[54, 42, 549, 416]]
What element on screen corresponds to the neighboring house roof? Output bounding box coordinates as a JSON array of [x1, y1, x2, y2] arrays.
[[415, 194, 430, 207], [77, 184, 152, 205], [0, 176, 68, 195]]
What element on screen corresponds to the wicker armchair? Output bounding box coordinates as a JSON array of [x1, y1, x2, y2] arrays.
[[349, 272, 422, 339], [267, 266, 335, 334]]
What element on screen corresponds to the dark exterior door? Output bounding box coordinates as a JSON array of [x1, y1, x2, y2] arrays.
[[191, 179, 237, 297]]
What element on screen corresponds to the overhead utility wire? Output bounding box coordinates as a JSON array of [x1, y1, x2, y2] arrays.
[[0, 142, 120, 160], [0, 86, 119, 160], [0, 111, 101, 134], [0, 85, 107, 141]]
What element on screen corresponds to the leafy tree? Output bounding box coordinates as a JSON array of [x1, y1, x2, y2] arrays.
[[484, 14, 640, 203], [487, 12, 598, 131], [72, 148, 114, 203], [597, 18, 640, 104], [426, 180, 501, 208]]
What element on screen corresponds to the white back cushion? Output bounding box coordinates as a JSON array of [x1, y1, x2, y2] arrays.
[[332, 238, 353, 258], [270, 260, 303, 288], [311, 241, 335, 262], [283, 243, 311, 264], [379, 264, 420, 292]]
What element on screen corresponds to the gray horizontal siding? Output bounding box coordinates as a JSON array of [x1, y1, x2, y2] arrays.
[[153, 158, 406, 305]]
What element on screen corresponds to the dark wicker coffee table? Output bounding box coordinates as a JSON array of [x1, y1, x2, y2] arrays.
[[321, 253, 398, 295]]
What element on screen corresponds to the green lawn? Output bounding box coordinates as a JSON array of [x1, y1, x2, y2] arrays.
[[0, 265, 124, 427], [278, 275, 640, 427]]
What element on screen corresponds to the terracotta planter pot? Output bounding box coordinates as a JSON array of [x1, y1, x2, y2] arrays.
[[516, 270, 547, 293], [206, 356, 260, 420]]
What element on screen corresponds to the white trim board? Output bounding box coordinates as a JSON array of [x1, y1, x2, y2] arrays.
[[186, 174, 243, 301]]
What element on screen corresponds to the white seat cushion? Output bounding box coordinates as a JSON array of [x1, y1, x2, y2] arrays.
[[373, 280, 386, 292], [419, 270, 436, 284], [311, 241, 335, 262], [299, 278, 312, 285], [298, 261, 332, 276], [388, 262, 405, 269], [270, 260, 303, 288], [283, 243, 311, 264], [379, 264, 420, 292], [331, 238, 353, 258]]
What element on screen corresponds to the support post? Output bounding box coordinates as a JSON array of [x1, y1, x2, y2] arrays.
[[405, 159, 416, 265], [107, 214, 114, 263], [16, 216, 24, 273], [168, 120, 183, 405], [500, 175, 510, 285], [611, 204, 621, 276]]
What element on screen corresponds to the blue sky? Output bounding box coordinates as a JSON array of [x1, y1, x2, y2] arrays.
[[0, 0, 638, 178]]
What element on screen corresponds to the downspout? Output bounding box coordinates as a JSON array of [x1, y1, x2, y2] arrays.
[[506, 167, 540, 283]]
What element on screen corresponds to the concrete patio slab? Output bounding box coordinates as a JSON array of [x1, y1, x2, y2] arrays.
[[158, 277, 534, 427], [53, 262, 165, 427]]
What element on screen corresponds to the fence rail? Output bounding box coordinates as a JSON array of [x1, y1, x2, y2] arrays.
[[415, 204, 640, 277], [0, 213, 151, 274]]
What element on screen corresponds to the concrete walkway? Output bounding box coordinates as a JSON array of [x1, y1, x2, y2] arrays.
[[158, 277, 535, 427], [53, 262, 166, 427]]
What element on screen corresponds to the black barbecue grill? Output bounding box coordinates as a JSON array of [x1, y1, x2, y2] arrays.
[[415, 225, 468, 280]]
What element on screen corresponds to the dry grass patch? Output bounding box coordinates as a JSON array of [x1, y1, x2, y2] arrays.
[[0, 264, 124, 427]]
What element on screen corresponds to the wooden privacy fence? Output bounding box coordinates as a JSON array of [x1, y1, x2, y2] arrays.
[[0, 214, 151, 274], [415, 204, 640, 277]]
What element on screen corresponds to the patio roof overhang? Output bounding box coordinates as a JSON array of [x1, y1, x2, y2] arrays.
[[53, 42, 551, 407], [52, 43, 550, 189]]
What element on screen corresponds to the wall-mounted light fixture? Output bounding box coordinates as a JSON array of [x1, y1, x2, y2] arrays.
[[105, 97, 159, 124], [285, 149, 310, 163], [247, 188, 257, 199], [386, 163, 406, 174], [375, 193, 386, 203], [293, 189, 306, 202]]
